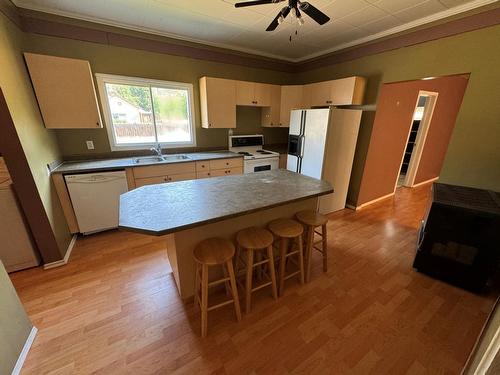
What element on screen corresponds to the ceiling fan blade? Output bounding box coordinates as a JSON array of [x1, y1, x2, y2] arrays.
[[266, 6, 290, 31], [235, 0, 282, 8], [299, 2, 330, 25]]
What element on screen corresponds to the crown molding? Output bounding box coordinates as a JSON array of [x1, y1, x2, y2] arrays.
[[297, 0, 498, 62], [297, 5, 500, 71], [1, 0, 499, 74], [11, 0, 498, 63]]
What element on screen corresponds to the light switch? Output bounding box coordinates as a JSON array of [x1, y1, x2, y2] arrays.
[[86, 140, 95, 150]]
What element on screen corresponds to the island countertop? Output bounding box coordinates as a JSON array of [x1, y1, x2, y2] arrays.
[[119, 170, 333, 236]]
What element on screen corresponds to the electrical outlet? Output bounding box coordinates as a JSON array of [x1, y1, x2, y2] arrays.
[[86, 140, 95, 150]]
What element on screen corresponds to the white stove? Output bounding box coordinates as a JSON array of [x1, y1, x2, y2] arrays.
[[229, 135, 280, 174]]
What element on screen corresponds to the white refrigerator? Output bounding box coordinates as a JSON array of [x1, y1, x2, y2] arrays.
[[287, 108, 362, 213]]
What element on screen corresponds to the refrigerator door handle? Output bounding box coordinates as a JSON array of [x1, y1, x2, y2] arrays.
[[299, 135, 305, 158]]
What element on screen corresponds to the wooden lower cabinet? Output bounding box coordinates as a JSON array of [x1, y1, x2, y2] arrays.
[[133, 158, 243, 187], [209, 158, 242, 170], [210, 167, 243, 177], [196, 171, 212, 179], [135, 172, 197, 188]]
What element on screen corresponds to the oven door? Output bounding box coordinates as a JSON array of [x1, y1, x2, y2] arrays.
[[244, 158, 279, 174]]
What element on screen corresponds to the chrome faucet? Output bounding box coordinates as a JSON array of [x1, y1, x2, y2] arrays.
[[150, 143, 163, 158]]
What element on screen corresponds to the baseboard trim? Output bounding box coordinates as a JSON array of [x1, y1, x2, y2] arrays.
[[43, 234, 77, 270], [355, 192, 395, 210], [11, 326, 37, 375], [411, 176, 439, 188]]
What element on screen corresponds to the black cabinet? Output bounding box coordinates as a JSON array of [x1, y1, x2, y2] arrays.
[[413, 183, 500, 292]]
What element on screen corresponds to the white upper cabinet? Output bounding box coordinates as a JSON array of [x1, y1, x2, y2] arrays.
[[236, 81, 273, 107], [199, 77, 237, 129], [24, 53, 102, 129], [305, 76, 367, 107]]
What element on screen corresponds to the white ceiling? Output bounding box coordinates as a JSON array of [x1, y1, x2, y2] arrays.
[[13, 0, 495, 61]]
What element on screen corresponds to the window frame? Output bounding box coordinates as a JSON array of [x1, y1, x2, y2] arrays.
[[95, 73, 196, 151]]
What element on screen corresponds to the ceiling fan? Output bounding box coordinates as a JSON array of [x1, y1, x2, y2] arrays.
[[234, 0, 330, 31]]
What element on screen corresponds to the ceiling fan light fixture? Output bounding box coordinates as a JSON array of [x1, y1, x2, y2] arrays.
[[297, 16, 304, 26], [277, 14, 285, 24]]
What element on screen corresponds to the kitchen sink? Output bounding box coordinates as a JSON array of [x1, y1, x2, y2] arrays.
[[133, 155, 191, 164]]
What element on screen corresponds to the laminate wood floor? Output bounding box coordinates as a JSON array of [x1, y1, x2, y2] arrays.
[[11, 183, 496, 374]]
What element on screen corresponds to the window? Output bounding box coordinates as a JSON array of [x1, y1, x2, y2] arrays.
[[96, 74, 196, 150]]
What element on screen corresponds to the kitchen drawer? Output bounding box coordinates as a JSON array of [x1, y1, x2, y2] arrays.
[[169, 172, 196, 182], [209, 158, 242, 170], [195, 161, 210, 172], [133, 162, 195, 179], [210, 167, 243, 177], [135, 172, 196, 187], [196, 171, 212, 179], [135, 176, 169, 188]]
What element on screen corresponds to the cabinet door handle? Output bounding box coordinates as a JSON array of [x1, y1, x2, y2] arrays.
[[208, 123, 212, 127], [96, 122, 100, 127], [326, 100, 332, 104]]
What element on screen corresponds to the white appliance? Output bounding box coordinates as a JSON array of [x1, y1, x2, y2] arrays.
[[65, 171, 128, 234], [287, 108, 362, 213], [0, 183, 40, 272], [228, 134, 279, 174]]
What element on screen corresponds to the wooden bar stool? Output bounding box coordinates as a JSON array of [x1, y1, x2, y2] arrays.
[[193, 238, 241, 337], [268, 219, 305, 296], [296, 210, 329, 282], [235, 227, 278, 313]]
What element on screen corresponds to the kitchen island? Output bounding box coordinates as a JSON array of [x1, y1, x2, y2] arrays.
[[119, 170, 333, 298]]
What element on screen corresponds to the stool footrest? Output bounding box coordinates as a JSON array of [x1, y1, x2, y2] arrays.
[[208, 277, 231, 287], [283, 270, 301, 280], [207, 299, 235, 311], [253, 258, 270, 267], [252, 280, 273, 292]]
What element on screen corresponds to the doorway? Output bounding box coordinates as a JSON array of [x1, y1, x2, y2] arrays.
[[397, 91, 438, 188]]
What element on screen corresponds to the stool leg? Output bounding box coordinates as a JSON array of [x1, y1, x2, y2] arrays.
[[306, 226, 314, 283], [245, 249, 254, 314], [297, 234, 305, 285], [222, 264, 231, 297], [322, 224, 328, 273], [267, 245, 278, 300], [226, 260, 242, 322], [256, 252, 263, 281], [234, 243, 241, 276], [201, 264, 209, 338], [278, 238, 288, 296], [194, 263, 201, 310]]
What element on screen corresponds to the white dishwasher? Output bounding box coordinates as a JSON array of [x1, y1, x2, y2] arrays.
[[65, 171, 128, 234]]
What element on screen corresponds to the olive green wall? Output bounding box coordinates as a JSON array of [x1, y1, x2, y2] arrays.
[[0, 11, 72, 258], [0, 260, 33, 374], [297, 24, 500, 204], [22, 33, 293, 158]]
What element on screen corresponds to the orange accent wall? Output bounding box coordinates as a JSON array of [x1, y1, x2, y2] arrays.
[[357, 74, 469, 206]]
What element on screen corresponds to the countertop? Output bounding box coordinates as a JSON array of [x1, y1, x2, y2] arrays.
[[119, 169, 333, 236], [51, 151, 242, 174]]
